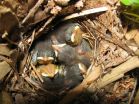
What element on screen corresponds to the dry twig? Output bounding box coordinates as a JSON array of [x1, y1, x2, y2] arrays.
[[30, 63, 44, 83], [35, 16, 56, 39], [22, 74, 42, 89], [128, 77, 137, 104], [22, 0, 44, 24], [88, 56, 139, 92], [59, 56, 139, 104], [63, 7, 108, 21]]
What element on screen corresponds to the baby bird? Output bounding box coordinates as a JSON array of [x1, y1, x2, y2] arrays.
[[63, 63, 85, 90], [65, 25, 83, 46], [37, 64, 60, 78], [76, 39, 93, 68], [50, 22, 83, 46], [31, 64, 64, 91], [31, 34, 56, 65], [52, 43, 78, 65], [52, 39, 92, 68], [34, 63, 84, 92]]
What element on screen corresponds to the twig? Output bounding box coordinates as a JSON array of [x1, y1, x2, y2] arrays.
[[88, 56, 139, 92], [22, 0, 44, 24], [133, 84, 139, 104], [19, 30, 35, 73], [62, 7, 108, 21], [4, 70, 14, 84], [86, 19, 135, 55], [0, 55, 18, 75], [128, 77, 137, 104], [35, 16, 56, 39], [2, 31, 18, 45], [30, 63, 44, 83], [60, 56, 139, 104], [22, 74, 56, 96], [22, 74, 42, 89]]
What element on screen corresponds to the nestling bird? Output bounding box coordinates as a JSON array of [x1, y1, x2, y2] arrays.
[[30, 64, 64, 91], [52, 39, 92, 68], [29, 21, 92, 95], [37, 64, 60, 78], [65, 25, 83, 46], [50, 22, 83, 46], [63, 63, 85, 90], [33, 63, 84, 92], [31, 35, 56, 65], [52, 43, 77, 64], [76, 39, 93, 68]]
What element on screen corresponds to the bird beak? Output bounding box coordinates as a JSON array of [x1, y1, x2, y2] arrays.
[[52, 45, 61, 52], [47, 57, 54, 61], [40, 64, 58, 78], [52, 44, 66, 52], [37, 57, 54, 64], [51, 35, 59, 44], [71, 26, 80, 43], [41, 72, 55, 78], [78, 63, 87, 75], [71, 32, 75, 43]]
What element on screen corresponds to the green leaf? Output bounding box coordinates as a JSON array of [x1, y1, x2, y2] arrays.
[[120, 0, 139, 6], [120, 0, 134, 5]]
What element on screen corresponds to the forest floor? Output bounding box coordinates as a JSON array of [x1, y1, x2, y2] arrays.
[[0, 0, 139, 104]]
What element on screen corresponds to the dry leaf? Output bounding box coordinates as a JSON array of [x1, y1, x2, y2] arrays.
[[134, 31, 139, 47], [0, 5, 19, 36], [27, 0, 37, 10], [3, 0, 20, 12], [0, 61, 11, 80], [125, 29, 137, 40], [0, 91, 13, 104], [0, 44, 11, 56], [15, 94, 25, 104]]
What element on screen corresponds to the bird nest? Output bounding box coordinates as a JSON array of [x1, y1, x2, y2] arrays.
[[0, 0, 139, 104]]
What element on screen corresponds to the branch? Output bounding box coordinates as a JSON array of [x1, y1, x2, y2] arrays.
[[88, 56, 139, 92], [62, 6, 108, 21], [22, 0, 44, 24]]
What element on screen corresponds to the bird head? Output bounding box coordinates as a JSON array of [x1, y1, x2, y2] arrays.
[[36, 56, 54, 65], [52, 43, 78, 65], [65, 25, 83, 46], [31, 49, 56, 65], [37, 64, 59, 78]]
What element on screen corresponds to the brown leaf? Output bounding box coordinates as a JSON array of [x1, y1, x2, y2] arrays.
[[0, 61, 11, 80], [134, 31, 139, 47], [0, 44, 11, 56], [0, 5, 19, 36], [3, 0, 20, 12], [15, 94, 25, 104], [0, 91, 13, 104]]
